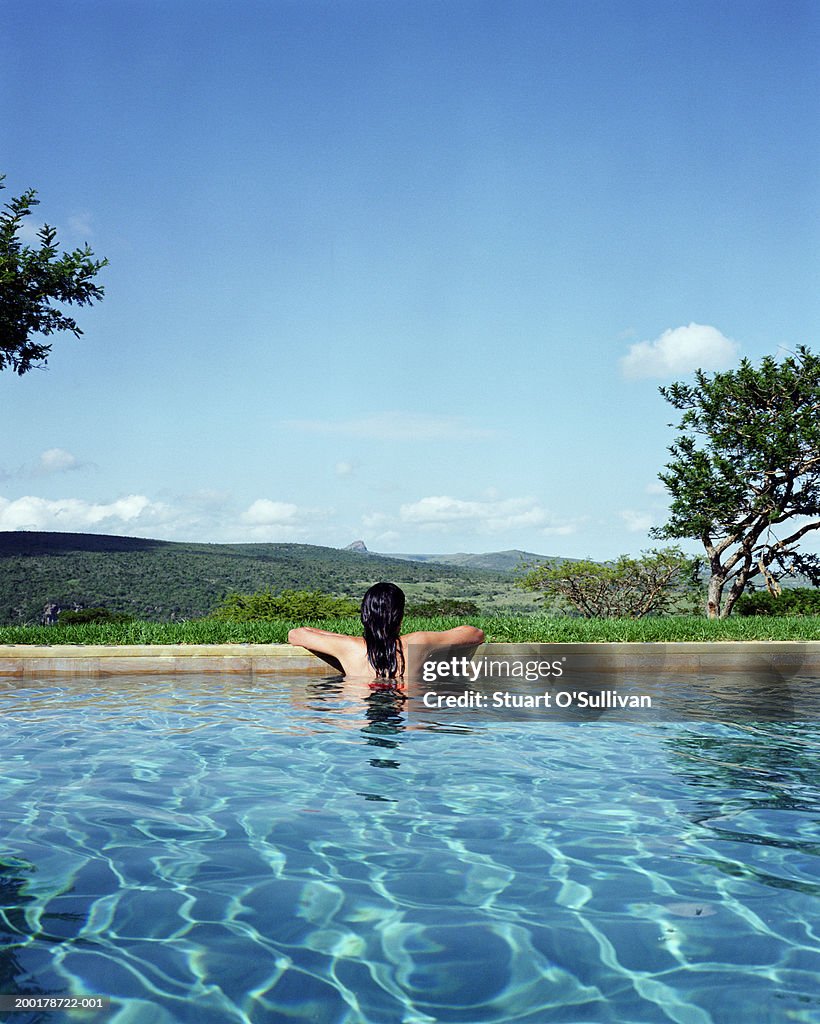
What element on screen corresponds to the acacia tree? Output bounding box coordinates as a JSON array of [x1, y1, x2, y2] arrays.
[[519, 547, 699, 618], [0, 175, 107, 375], [652, 346, 820, 618]]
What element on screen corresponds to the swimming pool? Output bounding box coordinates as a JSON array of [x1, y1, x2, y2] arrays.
[[1, 671, 819, 1023]]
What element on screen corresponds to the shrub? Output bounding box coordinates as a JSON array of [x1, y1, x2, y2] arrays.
[[518, 547, 701, 619], [734, 588, 820, 616], [211, 588, 359, 621], [57, 606, 132, 625]]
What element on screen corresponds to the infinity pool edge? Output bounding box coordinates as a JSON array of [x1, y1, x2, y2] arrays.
[[1, 641, 819, 676]]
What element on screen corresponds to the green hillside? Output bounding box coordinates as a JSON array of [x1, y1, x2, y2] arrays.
[[381, 548, 553, 571], [0, 532, 539, 625]]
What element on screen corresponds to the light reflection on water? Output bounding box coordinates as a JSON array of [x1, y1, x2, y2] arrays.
[[0, 672, 819, 1023]]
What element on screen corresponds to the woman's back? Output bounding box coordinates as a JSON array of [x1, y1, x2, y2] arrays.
[[288, 618, 485, 680]]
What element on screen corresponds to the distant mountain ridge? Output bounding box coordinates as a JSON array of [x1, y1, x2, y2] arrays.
[[380, 549, 550, 572], [339, 540, 554, 572]]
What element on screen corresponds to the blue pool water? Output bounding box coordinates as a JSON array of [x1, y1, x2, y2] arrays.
[[0, 671, 819, 1024]]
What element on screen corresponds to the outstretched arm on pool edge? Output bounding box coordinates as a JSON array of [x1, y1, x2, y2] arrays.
[[287, 627, 347, 674]]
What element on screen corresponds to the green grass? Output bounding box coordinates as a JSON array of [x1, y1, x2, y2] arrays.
[[1, 614, 819, 646]]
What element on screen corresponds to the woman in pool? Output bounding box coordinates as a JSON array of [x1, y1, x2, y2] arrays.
[[288, 581, 485, 679]]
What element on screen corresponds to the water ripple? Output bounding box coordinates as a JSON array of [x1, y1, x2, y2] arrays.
[[0, 674, 819, 1022]]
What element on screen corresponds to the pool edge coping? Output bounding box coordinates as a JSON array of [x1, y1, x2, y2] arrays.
[[1, 641, 819, 676]]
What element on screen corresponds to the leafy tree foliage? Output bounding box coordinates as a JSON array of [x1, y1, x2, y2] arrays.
[[734, 587, 820, 617], [211, 588, 360, 621], [653, 347, 820, 618], [1, 175, 107, 374], [519, 547, 699, 618]]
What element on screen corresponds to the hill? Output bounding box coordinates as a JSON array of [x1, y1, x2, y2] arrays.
[[381, 548, 551, 571], [0, 531, 539, 625]]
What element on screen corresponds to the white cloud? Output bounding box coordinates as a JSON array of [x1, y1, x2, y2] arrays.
[[0, 494, 168, 532], [542, 522, 579, 536], [37, 448, 81, 474], [397, 495, 578, 536], [0, 490, 335, 543], [645, 481, 667, 496], [335, 460, 355, 478], [619, 509, 654, 532], [1, 448, 91, 480], [285, 413, 494, 442], [237, 498, 334, 541], [621, 323, 740, 380], [241, 499, 301, 525]]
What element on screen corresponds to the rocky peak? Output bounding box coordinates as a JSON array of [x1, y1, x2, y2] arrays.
[[344, 540, 368, 553]]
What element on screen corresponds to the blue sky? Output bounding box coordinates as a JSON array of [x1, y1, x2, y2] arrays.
[[2, 0, 818, 560]]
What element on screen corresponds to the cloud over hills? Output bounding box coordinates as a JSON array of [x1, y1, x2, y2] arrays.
[[621, 324, 740, 380]]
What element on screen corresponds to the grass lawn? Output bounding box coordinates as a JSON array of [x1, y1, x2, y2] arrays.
[[1, 614, 819, 645]]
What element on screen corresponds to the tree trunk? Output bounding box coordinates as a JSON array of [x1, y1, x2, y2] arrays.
[[706, 574, 725, 619], [721, 572, 749, 619]]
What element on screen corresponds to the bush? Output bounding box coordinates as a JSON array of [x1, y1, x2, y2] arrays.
[[734, 587, 820, 616], [211, 588, 359, 622], [57, 606, 132, 625], [518, 547, 701, 619]]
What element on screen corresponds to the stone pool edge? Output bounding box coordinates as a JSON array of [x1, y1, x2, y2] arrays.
[[1, 642, 819, 677]]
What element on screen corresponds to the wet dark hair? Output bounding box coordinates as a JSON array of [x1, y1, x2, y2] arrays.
[[361, 582, 406, 679]]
